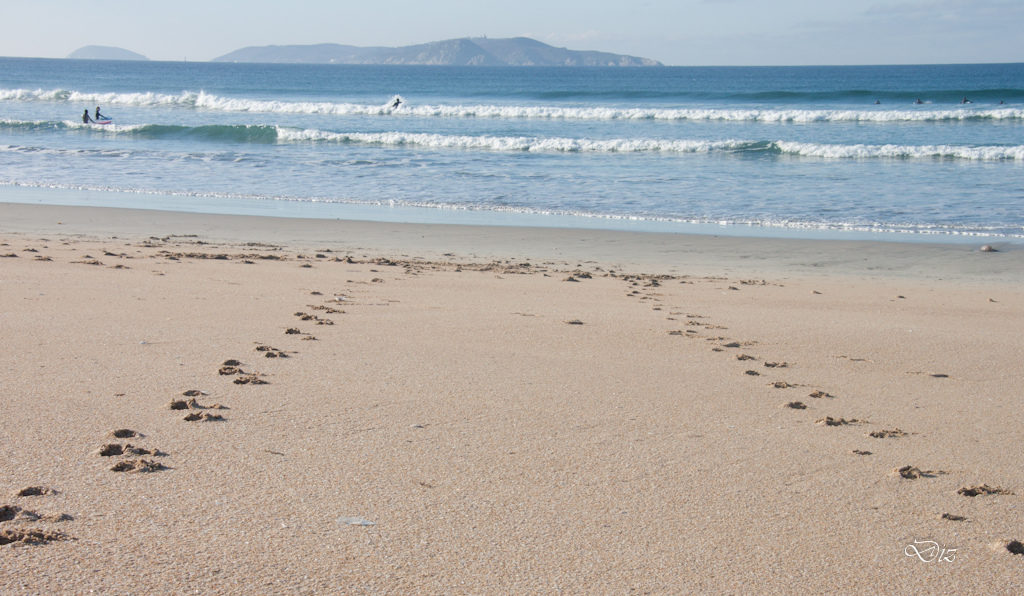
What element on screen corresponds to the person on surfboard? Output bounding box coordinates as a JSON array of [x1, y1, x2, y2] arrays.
[[82, 109, 95, 124], [95, 106, 108, 121]]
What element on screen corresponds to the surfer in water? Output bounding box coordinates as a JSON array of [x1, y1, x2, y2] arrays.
[[961, 96, 971, 104], [82, 109, 94, 124], [95, 106, 108, 120], [390, 96, 402, 109]]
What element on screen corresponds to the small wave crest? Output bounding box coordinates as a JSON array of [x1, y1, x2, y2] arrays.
[[0, 118, 279, 142], [773, 141, 1024, 160], [277, 128, 1024, 160], [274, 128, 758, 153]]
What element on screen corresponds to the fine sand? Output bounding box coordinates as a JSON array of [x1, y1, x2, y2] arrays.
[[2, 202, 1022, 593]]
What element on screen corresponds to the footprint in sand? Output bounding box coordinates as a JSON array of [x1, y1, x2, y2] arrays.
[[0, 528, 71, 546], [308, 304, 345, 314], [784, 401, 807, 409], [958, 484, 1013, 497], [294, 312, 334, 325], [868, 428, 908, 438], [107, 429, 141, 439], [97, 443, 165, 457], [939, 513, 967, 522], [894, 465, 944, 479], [13, 487, 57, 497], [255, 344, 290, 358], [219, 359, 269, 382], [816, 416, 865, 426], [233, 373, 268, 385], [169, 398, 226, 411], [2, 505, 71, 527], [219, 363, 244, 375], [110, 459, 168, 473], [1, 505, 41, 523], [183, 411, 226, 422]]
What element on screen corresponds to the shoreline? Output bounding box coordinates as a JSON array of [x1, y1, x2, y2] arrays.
[[3, 183, 1021, 247], [3, 201, 1021, 284]]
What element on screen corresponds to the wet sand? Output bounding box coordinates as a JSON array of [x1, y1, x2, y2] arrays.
[[2, 202, 1022, 593]]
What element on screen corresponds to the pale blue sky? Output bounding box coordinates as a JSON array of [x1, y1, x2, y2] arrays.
[[3, 0, 1022, 65]]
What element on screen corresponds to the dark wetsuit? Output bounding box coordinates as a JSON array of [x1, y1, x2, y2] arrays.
[[83, 110, 94, 124]]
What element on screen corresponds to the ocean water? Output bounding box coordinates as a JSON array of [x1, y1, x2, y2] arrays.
[[1, 57, 1023, 242]]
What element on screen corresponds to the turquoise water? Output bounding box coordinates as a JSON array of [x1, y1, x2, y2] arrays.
[[2, 58, 1023, 242]]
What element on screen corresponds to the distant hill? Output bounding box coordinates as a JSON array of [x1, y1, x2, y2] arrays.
[[67, 46, 149, 61], [213, 37, 661, 67]]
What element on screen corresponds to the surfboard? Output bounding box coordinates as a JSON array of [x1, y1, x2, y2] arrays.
[[94, 119, 113, 125]]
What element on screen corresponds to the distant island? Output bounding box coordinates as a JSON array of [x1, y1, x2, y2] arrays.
[[213, 37, 662, 67], [67, 45, 149, 61]]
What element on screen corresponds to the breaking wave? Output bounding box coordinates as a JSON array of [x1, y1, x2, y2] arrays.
[[3, 87, 1022, 123], [2, 119, 1022, 160]]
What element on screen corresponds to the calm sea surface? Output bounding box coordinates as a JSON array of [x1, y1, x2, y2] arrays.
[[2, 58, 1023, 242]]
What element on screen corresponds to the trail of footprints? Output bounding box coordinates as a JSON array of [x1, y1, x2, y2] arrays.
[[5, 242, 1020, 555], [612, 271, 1021, 556], [3, 243, 371, 548]]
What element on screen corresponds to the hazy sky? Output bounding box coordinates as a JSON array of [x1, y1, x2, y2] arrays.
[[3, 0, 1022, 65]]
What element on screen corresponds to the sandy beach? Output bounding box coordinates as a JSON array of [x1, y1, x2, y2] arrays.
[[2, 202, 1022, 593]]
